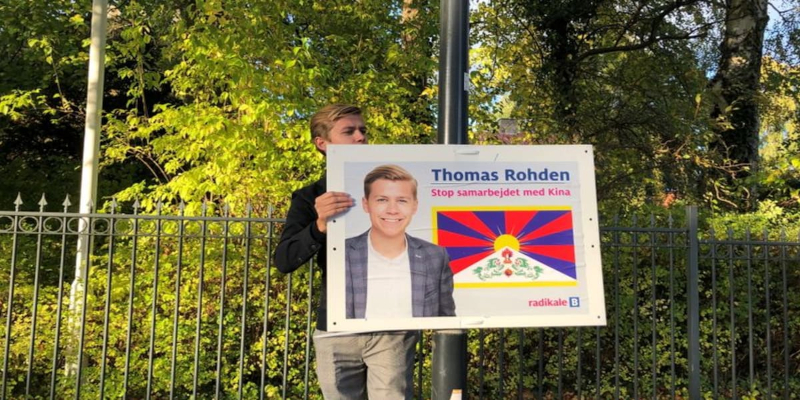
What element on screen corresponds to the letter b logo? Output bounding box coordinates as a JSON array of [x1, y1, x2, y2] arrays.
[[569, 297, 580, 308]]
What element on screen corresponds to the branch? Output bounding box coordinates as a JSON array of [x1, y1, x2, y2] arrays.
[[130, 147, 170, 183], [769, 2, 797, 24], [611, 1, 648, 48], [580, 32, 707, 59], [503, 0, 546, 61], [578, 0, 705, 60]]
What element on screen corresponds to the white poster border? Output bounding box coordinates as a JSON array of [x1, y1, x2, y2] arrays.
[[326, 144, 606, 331]]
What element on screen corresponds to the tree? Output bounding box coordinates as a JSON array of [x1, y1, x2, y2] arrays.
[[758, 57, 800, 207], [2, 0, 800, 214], [101, 0, 441, 214], [0, 0, 160, 206], [708, 0, 770, 209], [469, 0, 715, 211], [0, 0, 90, 204]]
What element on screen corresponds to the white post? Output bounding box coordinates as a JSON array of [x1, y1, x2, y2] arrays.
[[67, 0, 108, 377]]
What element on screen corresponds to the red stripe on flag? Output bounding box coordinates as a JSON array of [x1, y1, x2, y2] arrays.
[[437, 230, 495, 247], [504, 210, 537, 237], [449, 250, 493, 274], [520, 245, 575, 262]]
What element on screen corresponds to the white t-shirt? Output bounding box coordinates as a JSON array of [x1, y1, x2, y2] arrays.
[[364, 236, 413, 319]]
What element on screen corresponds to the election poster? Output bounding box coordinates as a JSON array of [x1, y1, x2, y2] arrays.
[[325, 145, 606, 331]]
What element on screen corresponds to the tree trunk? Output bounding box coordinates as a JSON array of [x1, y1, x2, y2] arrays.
[[709, 0, 769, 208]]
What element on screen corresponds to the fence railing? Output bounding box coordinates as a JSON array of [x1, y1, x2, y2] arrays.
[[0, 199, 797, 399]]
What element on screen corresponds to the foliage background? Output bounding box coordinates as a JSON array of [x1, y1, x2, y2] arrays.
[[1, 0, 800, 398], [1, 0, 798, 214]]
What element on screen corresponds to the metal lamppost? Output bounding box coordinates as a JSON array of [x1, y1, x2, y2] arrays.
[[433, 0, 469, 399]]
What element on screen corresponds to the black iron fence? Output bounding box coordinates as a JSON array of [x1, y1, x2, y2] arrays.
[[0, 198, 797, 399]]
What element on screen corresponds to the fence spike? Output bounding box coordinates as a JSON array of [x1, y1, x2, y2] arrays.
[[201, 200, 208, 215], [667, 212, 674, 227], [110, 198, 118, 213], [14, 193, 23, 209], [179, 200, 186, 214], [62, 194, 72, 210], [246, 201, 253, 215], [38, 194, 48, 210], [156, 200, 164, 213], [268, 204, 273, 219], [133, 198, 141, 210], [223, 203, 230, 216]]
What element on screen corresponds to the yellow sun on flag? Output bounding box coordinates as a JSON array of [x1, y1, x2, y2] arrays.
[[493, 234, 520, 252]]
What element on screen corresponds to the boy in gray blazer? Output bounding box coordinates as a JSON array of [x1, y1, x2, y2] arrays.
[[345, 164, 456, 320]]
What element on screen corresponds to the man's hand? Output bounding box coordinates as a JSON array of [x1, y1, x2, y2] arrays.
[[315, 191, 355, 233]]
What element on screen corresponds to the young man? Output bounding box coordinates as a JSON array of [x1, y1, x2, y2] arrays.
[[274, 105, 417, 399], [345, 164, 456, 319]]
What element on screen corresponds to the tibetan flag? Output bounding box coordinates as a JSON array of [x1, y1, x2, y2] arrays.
[[433, 207, 578, 288]]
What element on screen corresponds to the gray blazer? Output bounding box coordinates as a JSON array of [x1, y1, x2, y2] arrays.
[[345, 230, 456, 319]]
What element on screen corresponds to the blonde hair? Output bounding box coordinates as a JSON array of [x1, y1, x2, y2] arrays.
[[310, 104, 362, 142], [363, 164, 418, 199]]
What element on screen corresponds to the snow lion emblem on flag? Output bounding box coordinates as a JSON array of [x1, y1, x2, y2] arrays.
[[432, 207, 578, 288]]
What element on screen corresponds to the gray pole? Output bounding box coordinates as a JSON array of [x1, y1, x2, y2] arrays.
[[686, 206, 700, 399], [68, 0, 108, 377], [433, 0, 469, 399], [437, 0, 469, 145]]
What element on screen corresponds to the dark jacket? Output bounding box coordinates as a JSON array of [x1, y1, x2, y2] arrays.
[[274, 177, 329, 330]]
